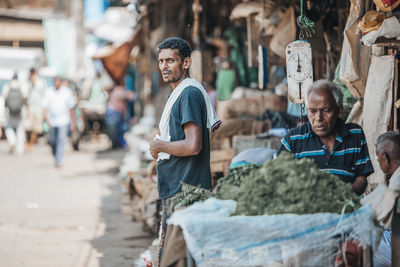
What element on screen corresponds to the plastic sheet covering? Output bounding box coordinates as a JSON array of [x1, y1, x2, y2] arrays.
[[168, 198, 382, 267]]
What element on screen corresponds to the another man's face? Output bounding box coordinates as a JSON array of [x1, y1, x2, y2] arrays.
[[158, 49, 186, 84], [307, 89, 340, 137], [376, 150, 390, 175]]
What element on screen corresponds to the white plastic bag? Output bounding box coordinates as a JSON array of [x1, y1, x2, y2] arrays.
[[168, 198, 382, 267]]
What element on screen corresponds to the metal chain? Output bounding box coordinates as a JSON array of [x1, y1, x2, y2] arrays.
[[299, 29, 304, 40], [300, 103, 306, 124]]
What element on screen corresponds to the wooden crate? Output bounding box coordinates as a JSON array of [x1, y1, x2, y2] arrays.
[[232, 135, 281, 156], [210, 148, 233, 174]]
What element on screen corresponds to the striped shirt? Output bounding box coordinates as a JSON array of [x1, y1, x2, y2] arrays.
[[277, 119, 374, 183]]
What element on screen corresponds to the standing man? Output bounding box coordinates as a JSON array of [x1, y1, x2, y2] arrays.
[[2, 73, 26, 155], [25, 68, 46, 151], [277, 80, 374, 195], [149, 37, 220, 265], [42, 77, 76, 167]]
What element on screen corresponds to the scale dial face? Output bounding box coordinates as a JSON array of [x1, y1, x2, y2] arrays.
[[287, 51, 312, 82]]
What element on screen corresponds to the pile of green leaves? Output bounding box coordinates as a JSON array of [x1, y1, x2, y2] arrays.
[[168, 152, 360, 216], [168, 183, 213, 215], [168, 164, 260, 214], [217, 152, 360, 216], [214, 163, 260, 200]]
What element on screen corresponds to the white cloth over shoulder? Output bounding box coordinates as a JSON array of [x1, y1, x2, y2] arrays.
[[156, 78, 221, 161], [361, 184, 398, 229], [361, 167, 400, 229], [389, 166, 400, 191]]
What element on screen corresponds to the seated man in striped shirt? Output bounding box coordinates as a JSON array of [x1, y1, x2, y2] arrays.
[[277, 80, 374, 195]]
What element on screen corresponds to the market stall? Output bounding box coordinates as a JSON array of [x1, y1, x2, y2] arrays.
[[127, 0, 400, 266], [153, 152, 384, 267]]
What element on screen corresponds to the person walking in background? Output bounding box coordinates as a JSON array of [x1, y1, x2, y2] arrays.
[[105, 84, 134, 149], [2, 73, 26, 155], [25, 68, 46, 152], [42, 77, 76, 167], [88, 72, 108, 106]]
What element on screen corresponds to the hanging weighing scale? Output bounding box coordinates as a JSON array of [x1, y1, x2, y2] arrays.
[[285, 0, 315, 118], [285, 40, 313, 105]]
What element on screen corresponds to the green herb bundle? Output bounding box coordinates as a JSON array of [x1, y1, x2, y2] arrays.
[[214, 163, 261, 200], [168, 183, 213, 215], [231, 152, 360, 215]]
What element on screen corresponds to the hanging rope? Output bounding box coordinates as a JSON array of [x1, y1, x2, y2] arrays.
[[296, 0, 315, 39]]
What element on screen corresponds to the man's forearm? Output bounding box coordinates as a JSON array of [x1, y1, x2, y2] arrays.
[[352, 176, 368, 195], [69, 108, 75, 124], [149, 122, 202, 159], [156, 139, 201, 157]]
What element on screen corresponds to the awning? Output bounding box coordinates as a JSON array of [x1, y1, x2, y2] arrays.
[[93, 27, 141, 84], [0, 21, 44, 41]]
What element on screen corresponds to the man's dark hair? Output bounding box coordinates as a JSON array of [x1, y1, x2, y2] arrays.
[[376, 131, 400, 161], [30, 68, 36, 74], [158, 37, 192, 61]]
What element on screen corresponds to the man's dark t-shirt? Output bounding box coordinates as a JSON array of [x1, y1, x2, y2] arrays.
[[157, 86, 212, 199]]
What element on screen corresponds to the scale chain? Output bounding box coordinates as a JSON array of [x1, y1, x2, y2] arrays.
[[299, 82, 306, 124]]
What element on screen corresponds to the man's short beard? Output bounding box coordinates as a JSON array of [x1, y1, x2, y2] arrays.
[[166, 71, 188, 84], [167, 76, 181, 84]]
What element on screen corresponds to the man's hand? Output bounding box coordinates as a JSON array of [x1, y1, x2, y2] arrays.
[[149, 122, 202, 160], [352, 176, 368, 196], [43, 109, 52, 128], [70, 121, 76, 132], [149, 139, 163, 160], [69, 108, 76, 132]]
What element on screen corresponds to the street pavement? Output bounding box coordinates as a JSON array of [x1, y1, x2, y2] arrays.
[[0, 136, 152, 267]]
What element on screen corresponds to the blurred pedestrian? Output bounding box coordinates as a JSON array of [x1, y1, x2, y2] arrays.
[[25, 68, 46, 152], [42, 77, 76, 167], [86, 72, 108, 142], [105, 84, 134, 149], [88, 72, 108, 106], [2, 73, 26, 155]]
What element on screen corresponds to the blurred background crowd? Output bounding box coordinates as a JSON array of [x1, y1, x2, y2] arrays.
[[0, 0, 139, 165]]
